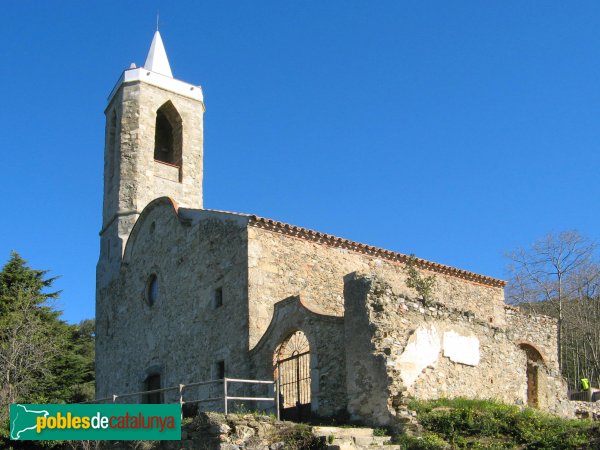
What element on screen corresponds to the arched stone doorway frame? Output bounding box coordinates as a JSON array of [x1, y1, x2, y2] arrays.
[[517, 342, 546, 408], [249, 295, 345, 419], [140, 363, 165, 404], [274, 330, 312, 421]]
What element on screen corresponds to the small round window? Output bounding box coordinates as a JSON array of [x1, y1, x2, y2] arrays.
[[146, 274, 159, 306]]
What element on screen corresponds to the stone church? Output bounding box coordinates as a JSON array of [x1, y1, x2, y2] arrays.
[[96, 32, 569, 425]]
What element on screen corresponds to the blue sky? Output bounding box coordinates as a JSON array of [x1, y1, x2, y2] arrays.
[[2, 1, 600, 323]]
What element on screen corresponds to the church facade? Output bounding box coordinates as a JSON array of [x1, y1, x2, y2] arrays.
[[96, 32, 569, 425]]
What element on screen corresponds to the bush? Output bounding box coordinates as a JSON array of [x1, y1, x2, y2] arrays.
[[277, 424, 326, 450], [395, 432, 449, 449], [406, 398, 600, 449], [373, 427, 388, 436]]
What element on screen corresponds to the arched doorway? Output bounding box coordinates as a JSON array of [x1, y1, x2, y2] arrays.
[[274, 331, 311, 421], [143, 373, 163, 404], [519, 343, 544, 408]]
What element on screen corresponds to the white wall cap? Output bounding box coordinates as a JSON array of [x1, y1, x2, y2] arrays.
[[107, 68, 204, 105]]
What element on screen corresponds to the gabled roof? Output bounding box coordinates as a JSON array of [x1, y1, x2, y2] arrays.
[[203, 209, 506, 288], [126, 201, 506, 288]]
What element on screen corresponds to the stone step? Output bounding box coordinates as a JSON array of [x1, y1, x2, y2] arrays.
[[372, 436, 391, 445], [313, 425, 396, 450], [368, 447, 401, 450], [354, 435, 391, 446], [312, 426, 374, 438], [325, 445, 401, 450]]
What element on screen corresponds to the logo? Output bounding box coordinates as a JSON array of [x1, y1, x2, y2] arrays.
[[10, 404, 181, 440]]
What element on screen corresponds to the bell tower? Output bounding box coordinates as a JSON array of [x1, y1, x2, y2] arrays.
[[97, 31, 205, 285]]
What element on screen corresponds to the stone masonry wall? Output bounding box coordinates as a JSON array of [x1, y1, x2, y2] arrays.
[[342, 274, 569, 426], [343, 274, 392, 426], [247, 226, 506, 350], [98, 80, 204, 288], [249, 296, 347, 417], [573, 401, 600, 421], [505, 307, 560, 373], [102, 81, 204, 222], [505, 306, 570, 416], [96, 204, 250, 404]]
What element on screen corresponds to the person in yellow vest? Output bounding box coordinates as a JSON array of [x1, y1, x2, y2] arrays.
[[581, 378, 590, 391]]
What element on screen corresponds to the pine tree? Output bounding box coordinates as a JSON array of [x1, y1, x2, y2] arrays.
[[0, 252, 95, 448]]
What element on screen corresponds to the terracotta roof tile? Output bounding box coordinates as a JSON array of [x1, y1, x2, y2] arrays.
[[200, 208, 505, 288], [245, 214, 507, 288]]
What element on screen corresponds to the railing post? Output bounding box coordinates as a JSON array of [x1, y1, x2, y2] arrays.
[[223, 378, 228, 415], [179, 384, 184, 420], [275, 380, 280, 420]]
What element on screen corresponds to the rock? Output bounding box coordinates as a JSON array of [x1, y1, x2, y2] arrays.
[[210, 423, 231, 435], [234, 424, 256, 443], [219, 445, 240, 450]]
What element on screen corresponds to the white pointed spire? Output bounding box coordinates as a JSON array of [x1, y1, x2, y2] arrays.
[[108, 30, 203, 104], [144, 31, 173, 78]]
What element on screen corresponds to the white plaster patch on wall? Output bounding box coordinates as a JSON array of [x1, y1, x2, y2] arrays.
[[443, 330, 480, 366], [396, 324, 441, 387]]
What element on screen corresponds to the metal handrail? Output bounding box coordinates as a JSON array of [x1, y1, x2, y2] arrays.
[[87, 377, 280, 419], [570, 388, 600, 402], [226, 378, 275, 384]]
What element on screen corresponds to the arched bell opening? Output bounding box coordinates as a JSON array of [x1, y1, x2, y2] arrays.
[[153, 101, 183, 179]]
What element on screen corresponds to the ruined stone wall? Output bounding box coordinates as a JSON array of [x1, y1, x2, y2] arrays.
[[96, 204, 250, 403], [505, 307, 560, 373], [573, 401, 600, 421], [505, 306, 570, 416], [247, 226, 506, 350], [343, 274, 568, 425], [343, 274, 392, 426]]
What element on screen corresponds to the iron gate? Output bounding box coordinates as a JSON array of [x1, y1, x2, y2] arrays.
[[275, 331, 311, 421]]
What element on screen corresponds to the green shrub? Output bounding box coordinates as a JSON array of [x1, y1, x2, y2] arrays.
[[406, 398, 600, 450], [373, 427, 388, 437], [395, 432, 449, 449], [277, 424, 326, 450]]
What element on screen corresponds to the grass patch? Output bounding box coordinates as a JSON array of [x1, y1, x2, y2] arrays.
[[373, 426, 389, 436], [396, 432, 449, 450], [275, 423, 326, 450], [403, 398, 600, 449]]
